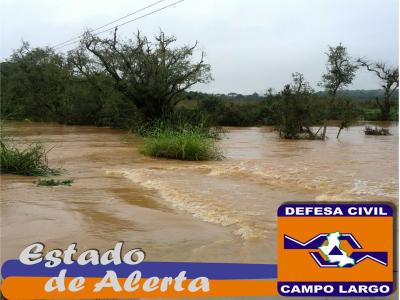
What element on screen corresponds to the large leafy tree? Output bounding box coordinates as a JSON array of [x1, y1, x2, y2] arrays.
[[320, 44, 358, 98], [1, 42, 71, 120], [69, 29, 212, 120], [357, 59, 398, 121], [319, 44, 358, 138]]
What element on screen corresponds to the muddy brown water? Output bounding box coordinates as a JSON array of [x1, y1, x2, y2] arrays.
[[1, 122, 398, 268]]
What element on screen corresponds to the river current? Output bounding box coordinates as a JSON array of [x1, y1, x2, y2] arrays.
[[1, 122, 397, 267]]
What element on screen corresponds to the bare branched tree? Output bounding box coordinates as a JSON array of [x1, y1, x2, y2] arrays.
[[357, 59, 398, 121]]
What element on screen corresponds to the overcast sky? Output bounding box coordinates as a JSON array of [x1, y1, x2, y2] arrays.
[[1, 0, 398, 94]]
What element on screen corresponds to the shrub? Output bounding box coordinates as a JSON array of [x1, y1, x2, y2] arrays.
[[141, 126, 222, 161], [0, 141, 61, 176], [36, 178, 73, 186], [364, 126, 391, 136]]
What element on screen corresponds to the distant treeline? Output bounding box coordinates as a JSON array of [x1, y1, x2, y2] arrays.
[[177, 90, 398, 127], [316, 89, 398, 101], [187, 89, 398, 102]]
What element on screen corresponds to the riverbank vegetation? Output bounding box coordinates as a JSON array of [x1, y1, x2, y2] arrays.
[[0, 120, 61, 176], [0, 30, 398, 156], [0, 140, 61, 176]]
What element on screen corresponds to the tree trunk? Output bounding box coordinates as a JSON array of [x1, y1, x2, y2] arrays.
[[322, 122, 327, 140], [382, 91, 390, 121], [381, 89, 391, 121], [336, 122, 344, 139]]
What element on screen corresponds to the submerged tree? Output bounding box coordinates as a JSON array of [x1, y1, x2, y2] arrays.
[[357, 59, 398, 121], [319, 44, 358, 138], [332, 97, 360, 138], [69, 29, 212, 121], [267, 73, 322, 139]]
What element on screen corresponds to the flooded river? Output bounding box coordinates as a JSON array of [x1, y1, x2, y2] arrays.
[[1, 122, 398, 266]]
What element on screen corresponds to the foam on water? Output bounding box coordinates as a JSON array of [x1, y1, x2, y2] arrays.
[[314, 179, 398, 202], [107, 161, 397, 241], [167, 163, 398, 202], [106, 168, 269, 240]]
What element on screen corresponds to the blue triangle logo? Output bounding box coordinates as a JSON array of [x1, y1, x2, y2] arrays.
[[329, 246, 342, 255]]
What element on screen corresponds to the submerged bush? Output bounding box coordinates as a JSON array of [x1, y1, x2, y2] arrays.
[[266, 73, 325, 139], [364, 126, 391, 136], [36, 178, 73, 186], [0, 141, 61, 176], [141, 126, 223, 161]]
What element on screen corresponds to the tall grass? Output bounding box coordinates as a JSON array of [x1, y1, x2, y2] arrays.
[[1, 141, 61, 176], [140, 125, 223, 161], [0, 122, 60, 176]]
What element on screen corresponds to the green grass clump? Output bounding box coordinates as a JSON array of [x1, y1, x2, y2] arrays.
[[141, 127, 223, 161], [0, 141, 61, 176], [36, 178, 74, 187]]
